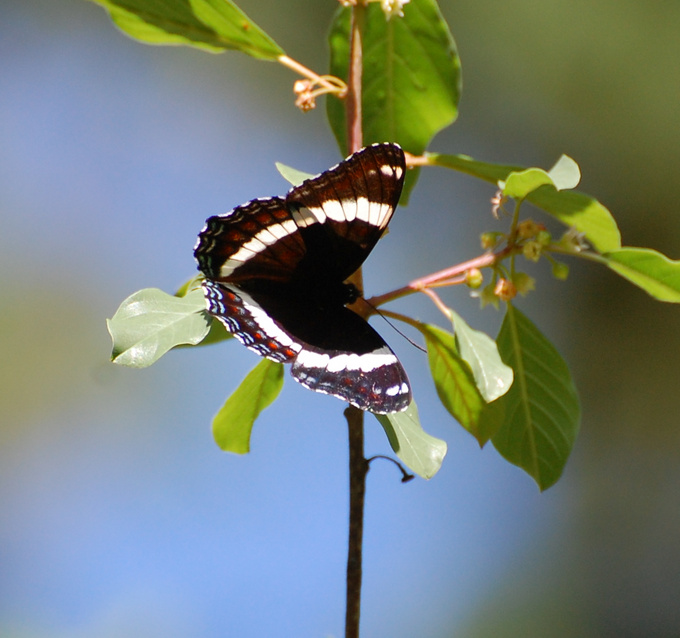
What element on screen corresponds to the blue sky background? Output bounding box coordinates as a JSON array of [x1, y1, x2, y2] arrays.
[[2, 1, 680, 636]]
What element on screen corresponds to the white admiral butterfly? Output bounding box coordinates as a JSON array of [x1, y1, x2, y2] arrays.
[[194, 143, 411, 414]]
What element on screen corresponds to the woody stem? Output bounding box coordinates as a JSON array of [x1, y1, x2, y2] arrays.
[[344, 4, 367, 638]]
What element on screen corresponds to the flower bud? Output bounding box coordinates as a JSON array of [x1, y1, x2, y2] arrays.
[[465, 268, 484, 289], [480, 232, 500, 250], [536, 230, 552, 246], [552, 261, 570, 280]]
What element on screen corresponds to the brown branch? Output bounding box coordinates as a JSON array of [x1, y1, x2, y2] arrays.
[[345, 405, 369, 638], [366, 247, 513, 309], [344, 6, 367, 638]]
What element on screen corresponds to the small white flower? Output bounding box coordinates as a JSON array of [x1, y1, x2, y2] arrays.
[[381, 0, 410, 20]]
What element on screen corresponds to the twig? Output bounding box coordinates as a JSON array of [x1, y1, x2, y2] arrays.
[[366, 248, 512, 308]]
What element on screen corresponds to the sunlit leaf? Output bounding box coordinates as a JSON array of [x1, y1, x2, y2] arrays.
[[374, 401, 447, 479], [528, 188, 620, 253], [88, 0, 284, 59], [502, 168, 553, 200], [212, 359, 284, 454], [426, 152, 621, 253], [548, 154, 580, 190], [494, 306, 581, 490], [449, 310, 513, 402], [605, 247, 680, 303], [107, 288, 210, 367]]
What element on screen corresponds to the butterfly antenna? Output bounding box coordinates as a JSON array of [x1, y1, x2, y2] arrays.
[[363, 299, 427, 353]]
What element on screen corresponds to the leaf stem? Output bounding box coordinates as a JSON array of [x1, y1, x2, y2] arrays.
[[421, 287, 454, 319], [278, 55, 347, 95]]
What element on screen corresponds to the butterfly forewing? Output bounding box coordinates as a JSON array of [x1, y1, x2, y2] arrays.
[[287, 143, 406, 280], [195, 197, 307, 284]]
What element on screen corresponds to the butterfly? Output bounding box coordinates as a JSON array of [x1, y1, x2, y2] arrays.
[[194, 143, 411, 414]]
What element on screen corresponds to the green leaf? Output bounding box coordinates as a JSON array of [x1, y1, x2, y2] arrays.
[[212, 359, 284, 454], [107, 288, 210, 367], [604, 247, 680, 303], [88, 0, 284, 59], [327, 0, 460, 156], [449, 310, 514, 402], [494, 306, 581, 490], [275, 162, 314, 187], [374, 401, 447, 479], [420, 324, 486, 441], [528, 187, 620, 253], [426, 153, 621, 253], [502, 168, 554, 200], [499, 155, 581, 198], [548, 154, 580, 190]]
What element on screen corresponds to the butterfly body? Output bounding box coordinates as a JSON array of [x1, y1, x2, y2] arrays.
[[194, 143, 411, 414]]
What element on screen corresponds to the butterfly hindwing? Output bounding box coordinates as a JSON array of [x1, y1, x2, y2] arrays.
[[288, 305, 411, 414], [203, 280, 411, 413], [202, 280, 299, 363]]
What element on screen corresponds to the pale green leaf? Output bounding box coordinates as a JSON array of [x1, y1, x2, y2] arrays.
[[548, 154, 581, 190], [88, 0, 284, 59], [275, 162, 314, 187], [107, 288, 210, 367], [449, 310, 513, 402], [374, 401, 447, 479], [212, 359, 284, 454], [494, 306, 581, 490], [605, 247, 680, 303]]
